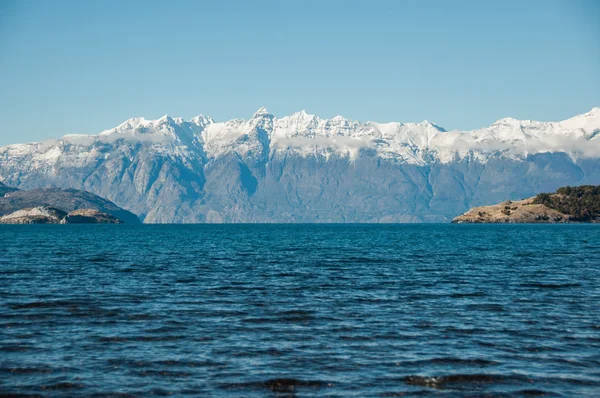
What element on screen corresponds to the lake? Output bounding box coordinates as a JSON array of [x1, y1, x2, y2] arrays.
[[1, 224, 599, 396]]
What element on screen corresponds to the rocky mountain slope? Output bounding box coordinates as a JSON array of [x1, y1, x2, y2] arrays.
[[452, 185, 600, 223], [0, 187, 140, 224], [1, 108, 599, 223]]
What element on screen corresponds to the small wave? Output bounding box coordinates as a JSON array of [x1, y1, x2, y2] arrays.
[[242, 314, 314, 324], [126, 313, 157, 321], [88, 256, 111, 263], [522, 345, 557, 353], [144, 326, 187, 334], [136, 335, 187, 342], [403, 374, 529, 389], [515, 252, 537, 258], [241, 317, 274, 324], [222, 378, 333, 393], [449, 292, 486, 298], [53, 250, 76, 255], [465, 303, 505, 312], [516, 389, 558, 396], [40, 382, 85, 391], [274, 272, 300, 277], [404, 357, 498, 367], [0, 366, 55, 374], [105, 358, 218, 369], [175, 278, 197, 283], [342, 256, 393, 264], [277, 309, 314, 317], [380, 391, 435, 397], [9, 300, 83, 309], [134, 370, 190, 378], [155, 359, 219, 367], [339, 335, 375, 342], [0, 345, 37, 352], [444, 326, 488, 335], [520, 283, 582, 289], [95, 335, 185, 343]]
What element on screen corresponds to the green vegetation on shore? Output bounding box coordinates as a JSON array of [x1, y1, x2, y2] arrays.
[[533, 185, 600, 222]]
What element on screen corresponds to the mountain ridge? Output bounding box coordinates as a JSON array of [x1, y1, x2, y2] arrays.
[[1, 108, 599, 223], [4, 107, 600, 163]]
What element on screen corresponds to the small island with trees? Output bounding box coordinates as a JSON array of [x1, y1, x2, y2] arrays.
[[452, 185, 600, 223]]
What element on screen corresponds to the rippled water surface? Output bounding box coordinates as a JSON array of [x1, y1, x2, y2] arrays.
[[1, 224, 600, 397]]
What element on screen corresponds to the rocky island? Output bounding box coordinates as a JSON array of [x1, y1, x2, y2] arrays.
[[0, 206, 123, 224], [452, 185, 600, 223], [0, 182, 140, 224]]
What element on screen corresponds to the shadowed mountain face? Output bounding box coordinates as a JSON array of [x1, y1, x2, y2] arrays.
[[0, 181, 17, 197], [0, 188, 141, 224], [0, 109, 599, 223]]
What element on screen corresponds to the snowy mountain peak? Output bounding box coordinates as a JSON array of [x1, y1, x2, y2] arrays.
[[2, 107, 600, 167], [555, 108, 600, 135], [286, 110, 318, 124], [112, 117, 152, 134], [418, 120, 446, 131], [330, 115, 350, 124], [586, 107, 600, 116], [253, 107, 271, 118], [492, 117, 522, 126], [290, 109, 310, 117], [190, 115, 215, 127], [427, 121, 446, 132], [565, 107, 600, 123]]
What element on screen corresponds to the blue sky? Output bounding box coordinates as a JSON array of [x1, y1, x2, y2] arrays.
[[0, 0, 598, 145]]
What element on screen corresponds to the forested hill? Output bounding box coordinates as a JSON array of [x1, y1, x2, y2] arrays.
[[533, 186, 600, 222]]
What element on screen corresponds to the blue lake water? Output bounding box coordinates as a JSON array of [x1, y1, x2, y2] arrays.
[[1, 224, 599, 397]]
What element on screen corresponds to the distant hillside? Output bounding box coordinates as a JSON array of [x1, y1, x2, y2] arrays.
[[453, 185, 600, 223], [0, 187, 141, 224]]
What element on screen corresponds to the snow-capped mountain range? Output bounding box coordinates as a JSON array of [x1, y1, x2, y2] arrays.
[[1, 108, 599, 223]]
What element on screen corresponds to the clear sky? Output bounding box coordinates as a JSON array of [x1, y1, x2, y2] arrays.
[[0, 0, 598, 145]]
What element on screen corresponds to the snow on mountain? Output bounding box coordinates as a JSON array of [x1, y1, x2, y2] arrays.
[[0, 107, 599, 223], [2, 107, 599, 167]]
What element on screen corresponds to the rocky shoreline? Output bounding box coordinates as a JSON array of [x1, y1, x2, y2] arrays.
[[0, 206, 123, 224], [452, 197, 569, 223], [452, 185, 600, 224]]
